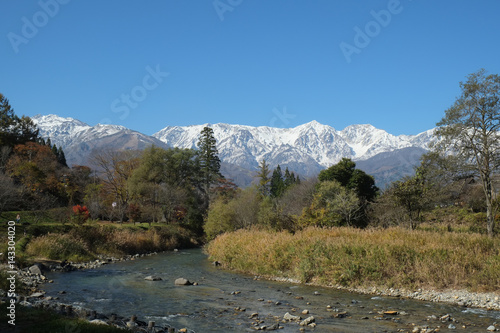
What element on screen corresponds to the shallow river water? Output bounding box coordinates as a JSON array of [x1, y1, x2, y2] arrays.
[[42, 249, 500, 332]]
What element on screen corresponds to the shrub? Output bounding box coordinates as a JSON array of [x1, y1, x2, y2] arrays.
[[25, 233, 94, 262], [204, 197, 237, 240], [71, 205, 89, 225], [206, 226, 500, 292]]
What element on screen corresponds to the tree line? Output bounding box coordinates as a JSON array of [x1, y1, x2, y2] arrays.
[[0, 93, 71, 215], [204, 156, 379, 239], [0, 96, 224, 233], [206, 69, 500, 238], [1, 68, 499, 238]]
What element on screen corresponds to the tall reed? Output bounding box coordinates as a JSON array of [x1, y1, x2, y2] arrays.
[[206, 227, 500, 292]]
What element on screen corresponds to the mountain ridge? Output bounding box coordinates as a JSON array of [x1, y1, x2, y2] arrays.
[[31, 114, 435, 187], [152, 120, 435, 169]]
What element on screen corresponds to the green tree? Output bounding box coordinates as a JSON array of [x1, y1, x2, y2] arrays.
[[197, 126, 222, 196], [270, 165, 285, 197], [12, 115, 39, 145], [204, 186, 260, 239], [57, 146, 67, 167], [391, 167, 430, 230], [319, 158, 378, 202], [349, 169, 378, 202], [128, 146, 199, 223], [256, 159, 271, 196], [204, 196, 237, 240], [0, 94, 17, 146], [300, 180, 361, 227], [434, 69, 500, 237], [283, 167, 296, 188], [319, 158, 355, 186], [0, 95, 40, 147]]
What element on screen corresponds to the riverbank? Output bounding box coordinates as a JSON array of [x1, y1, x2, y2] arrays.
[[0, 297, 194, 333], [0, 250, 195, 333], [0, 221, 201, 332], [34, 248, 500, 332], [262, 276, 500, 311], [207, 226, 500, 311]]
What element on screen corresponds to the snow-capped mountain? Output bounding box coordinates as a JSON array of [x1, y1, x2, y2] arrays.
[[153, 120, 435, 174], [32, 114, 436, 187], [32, 114, 168, 166]]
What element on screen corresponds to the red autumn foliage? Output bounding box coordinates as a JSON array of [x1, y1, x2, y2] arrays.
[[72, 204, 89, 224]]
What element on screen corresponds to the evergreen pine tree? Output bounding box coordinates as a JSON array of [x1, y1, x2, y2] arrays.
[[51, 144, 58, 156], [0, 94, 40, 146], [284, 167, 295, 189], [13, 116, 39, 145], [256, 159, 271, 196], [57, 146, 68, 167], [0, 94, 18, 146], [270, 165, 285, 197], [197, 126, 222, 195]]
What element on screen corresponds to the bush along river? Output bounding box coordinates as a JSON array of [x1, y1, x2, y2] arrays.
[[37, 248, 500, 332]]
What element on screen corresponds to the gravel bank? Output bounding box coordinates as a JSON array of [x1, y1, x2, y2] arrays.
[[261, 276, 500, 311]]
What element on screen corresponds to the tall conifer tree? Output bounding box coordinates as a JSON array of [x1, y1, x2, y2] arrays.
[[197, 126, 222, 195], [270, 165, 285, 197]]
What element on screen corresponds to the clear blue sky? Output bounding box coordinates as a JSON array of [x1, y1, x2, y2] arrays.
[[2, 0, 500, 135]]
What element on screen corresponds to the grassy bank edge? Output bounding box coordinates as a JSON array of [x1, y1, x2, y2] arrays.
[[0, 222, 200, 332], [0, 303, 128, 333], [205, 227, 500, 310], [0, 222, 201, 267]]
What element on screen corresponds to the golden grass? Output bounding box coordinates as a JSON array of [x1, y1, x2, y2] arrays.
[[206, 226, 500, 292], [24, 224, 197, 262], [26, 233, 94, 262]]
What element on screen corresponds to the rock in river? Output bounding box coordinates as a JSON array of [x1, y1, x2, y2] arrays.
[[29, 264, 45, 275], [175, 278, 192, 286], [283, 312, 301, 321], [144, 275, 162, 281], [299, 316, 315, 326]]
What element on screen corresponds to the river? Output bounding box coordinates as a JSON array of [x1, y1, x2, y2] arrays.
[[41, 249, 500, 332]]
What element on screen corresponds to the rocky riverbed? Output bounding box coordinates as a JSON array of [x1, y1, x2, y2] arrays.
[[259, 276, 500, 312], [2, 250, 500, 332], [1, 251, 197, 332]]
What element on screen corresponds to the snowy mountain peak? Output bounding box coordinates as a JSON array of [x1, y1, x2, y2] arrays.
[[341, 123, 377, 133], [152, 121, 434, 174], [32, 114, 89, 128], [31, 114, 435, 182], [295, 120, 335, 132]]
